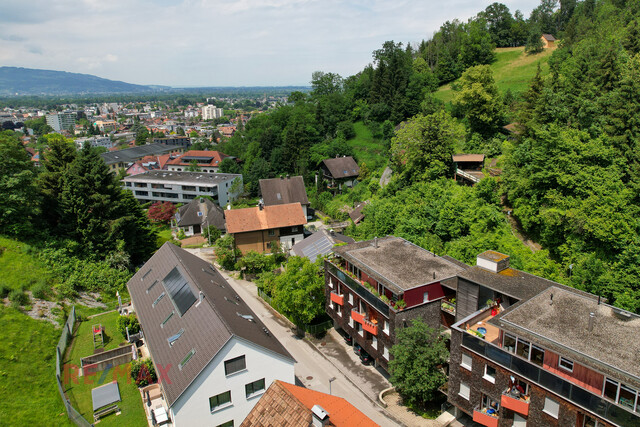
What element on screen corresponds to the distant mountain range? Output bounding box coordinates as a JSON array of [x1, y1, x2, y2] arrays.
[[0, 67, 165, 96]]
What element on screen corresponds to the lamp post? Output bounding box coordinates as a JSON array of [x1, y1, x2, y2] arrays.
[[328, 377, 336, 395]]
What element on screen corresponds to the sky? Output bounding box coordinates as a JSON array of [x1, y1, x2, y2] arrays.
[[0, 0, 542, 87]]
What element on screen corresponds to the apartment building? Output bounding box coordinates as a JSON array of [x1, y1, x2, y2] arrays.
[[46, 111, 76, 132], [123, 170, 242, 207], [152, 135, 191, 148], [324, 236, 464, 371], [202, 105, 224, 120], [75, 136, 113, 150], [101, 143, 184, 172], [166, 150, 231, 173], [447, 253, 640, 427]]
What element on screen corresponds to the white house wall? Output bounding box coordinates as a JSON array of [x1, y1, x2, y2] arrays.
[[170, 336, 295, 427]]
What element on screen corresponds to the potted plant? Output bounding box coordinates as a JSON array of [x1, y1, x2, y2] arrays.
[[395, 299, 406, 310]]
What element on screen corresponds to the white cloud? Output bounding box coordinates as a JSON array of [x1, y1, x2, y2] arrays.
[[1, 0, 542, 86]]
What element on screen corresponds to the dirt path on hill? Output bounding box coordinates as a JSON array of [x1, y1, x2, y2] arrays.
[[502, 200, 542, 253]]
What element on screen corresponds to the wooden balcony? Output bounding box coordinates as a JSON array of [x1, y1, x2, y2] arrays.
[[330, 292, 344, 306], [501, 390, 529, 416], [473, 406, 499, 427], [362, 319, 378, 335], [351, 310, 365, 324]]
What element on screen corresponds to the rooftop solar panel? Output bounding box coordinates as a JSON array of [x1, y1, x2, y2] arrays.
[[163, 267, 197, 317]]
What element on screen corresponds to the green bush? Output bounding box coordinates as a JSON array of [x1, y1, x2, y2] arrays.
[[116, 313, 140, 338], [177, 229, 186, 240], [130, 358, 157, 387], [31, 280, 49, 300], [9, 289, 29, 306], [202, 226, 222, 243], [0, 284, 10, 299]]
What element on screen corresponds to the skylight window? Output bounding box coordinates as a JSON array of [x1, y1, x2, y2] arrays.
[[152, 291, 166, 308], [168, 328, 184, 346], [147, 280, 158, 294], [179, 349, 195, 370], [161, 311, 174, 328], [142, 269, 153, 280], [162, 267, 197, 317]]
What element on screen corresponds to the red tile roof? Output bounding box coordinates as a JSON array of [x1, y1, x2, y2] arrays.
[[225, 203, 306, 234], [241, 380, 379, 427], [166, 150, 228, 167]]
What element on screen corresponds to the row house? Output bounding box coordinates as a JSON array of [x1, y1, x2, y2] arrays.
[[446, 253, 640, 427], [324, 236, 464, 371]]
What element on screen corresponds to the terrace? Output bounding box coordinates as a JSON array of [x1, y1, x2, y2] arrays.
[[461, 308, 501, 345]]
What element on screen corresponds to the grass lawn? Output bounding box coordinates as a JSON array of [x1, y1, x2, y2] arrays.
[[0, 306, 71, 426], [0, 236, 54, 291], [64, 363, 147, 427], [434, 46, 555, 104], [156, 225, 173, 247], [65, 310, 128, 366], [346, 121, 388, 169]]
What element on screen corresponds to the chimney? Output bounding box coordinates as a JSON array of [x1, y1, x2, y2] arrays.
[[476, 251, 510, 273], [198, 291, 204, 304], [311, 405, 330, 427], [258, 202, 263, 211], [588, 312, 595, 332]]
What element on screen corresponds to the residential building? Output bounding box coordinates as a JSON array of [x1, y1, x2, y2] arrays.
[[175, 198, 226, 237], [127, 243, 295, 426], [124, 154, 172, 176], [218, 125, 236, 138], [225, 203, 307, 254], [259, 176, 310, 218], [349, 201, 369, 225], [75, 136, 113, 150], [446, 251, 640, 427], [324, 236, 465, 371], [202, 105, 224, 120], [167, 150, 231, 173], [152, 135, 191, 148], [123, 171, 242, 207], [320, 156, 360, 191], [291, 229, 354, 262], [100, 143, 184, 172], [94, 120, 117, 133], [46, 112, 76, 132], [452, 154, 485, 185], [241, 380, 379, 427]]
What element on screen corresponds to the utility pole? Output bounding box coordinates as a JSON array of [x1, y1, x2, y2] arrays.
[[328, 377, 336, 395]]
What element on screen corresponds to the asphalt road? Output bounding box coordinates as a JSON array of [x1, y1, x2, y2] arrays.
[[185, 249, 400, 426]]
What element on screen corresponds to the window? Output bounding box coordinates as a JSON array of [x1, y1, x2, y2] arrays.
[[291, 226, 299, 232], [146, 280, 158, 294], [356, 322, 363, 337], [348, 293, 353, 305], [423, 292, 429, 303], [142, 269, 153, 280], [216, 421, 233, 427], [513, 413, 527, 427], [371, 336, 377, 350], [583, 414, 603, 427], [167, 328, 184, 346], [245, 378, 266, 398], [336, 304, 342, 317], [482, 394, 500, 412], [619, 385, 637, 411], [543, 396, 559, 418], [209, 390, 232, 412], [604, 378, 619, 401], [559, 356, 574, 372], [459, 382, 470, 400], [197, 211, 203, 216], [461, 353, 472, 371], [383, 320, 389, 335], [179, 349, 195, 370], [484, 365, 496, 383], [224, 355, 246, 376], [383, 345, 389, 360], [152, 291, 166, 308], [348, 316, 354, 327], [328, 278, 333, 289], [161, 311, 174, 328], [268, 230, 275, 237], [503, 333, 516, 353], [516, 338, 530, 360], [530, 345, 545, 366]]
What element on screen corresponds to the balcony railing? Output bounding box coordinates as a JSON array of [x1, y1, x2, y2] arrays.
[[501, 389, 530, 416], [325, 260, 390, 317], [330, 292, 344, 306], [472, 405, 499, 427], [460, 331, 640, 427], [351, 309, 365, 324], [363, 319, 378, 335], [441, 299, 456, 316]]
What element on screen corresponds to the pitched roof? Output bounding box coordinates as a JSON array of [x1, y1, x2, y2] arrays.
[[100, 143, 182, 165], [259, 176, 309, 207], [349, 201, 369, 224], [127, 243, 293, 407], [225, 203, 307, 234], [541, 33, 556, 41], [176, 198, 226, 230], [166, 150, 228, 167], [321, 156, 360, 179], [452, 154, 485, 163], [241, 380, 379, 427], [291, 229, 354, 262]]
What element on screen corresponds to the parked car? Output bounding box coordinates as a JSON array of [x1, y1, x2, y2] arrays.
[[353, 343, 362, 356], [360, 350, 372, 365], [343, 334, 353, 346]]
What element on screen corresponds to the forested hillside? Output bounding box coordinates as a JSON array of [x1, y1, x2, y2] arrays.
[[214, 0, 640, 313]]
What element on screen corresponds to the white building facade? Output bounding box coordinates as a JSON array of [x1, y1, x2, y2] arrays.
[[75, 136, 113, 150], [202, 105, 224, 120]]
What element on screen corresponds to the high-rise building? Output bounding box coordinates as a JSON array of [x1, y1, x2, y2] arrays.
[[202, 105, 224, 120], [46, 112, 76, 132]]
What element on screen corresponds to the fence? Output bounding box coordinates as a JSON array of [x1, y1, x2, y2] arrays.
[[80, 344, 136, 375], [55, 306, 94, 427], [257, 289, 333, 336]]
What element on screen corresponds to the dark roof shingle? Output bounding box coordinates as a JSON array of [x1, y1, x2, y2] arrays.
[[259, 176, 309, 207], [321, 156, 360, 179]]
